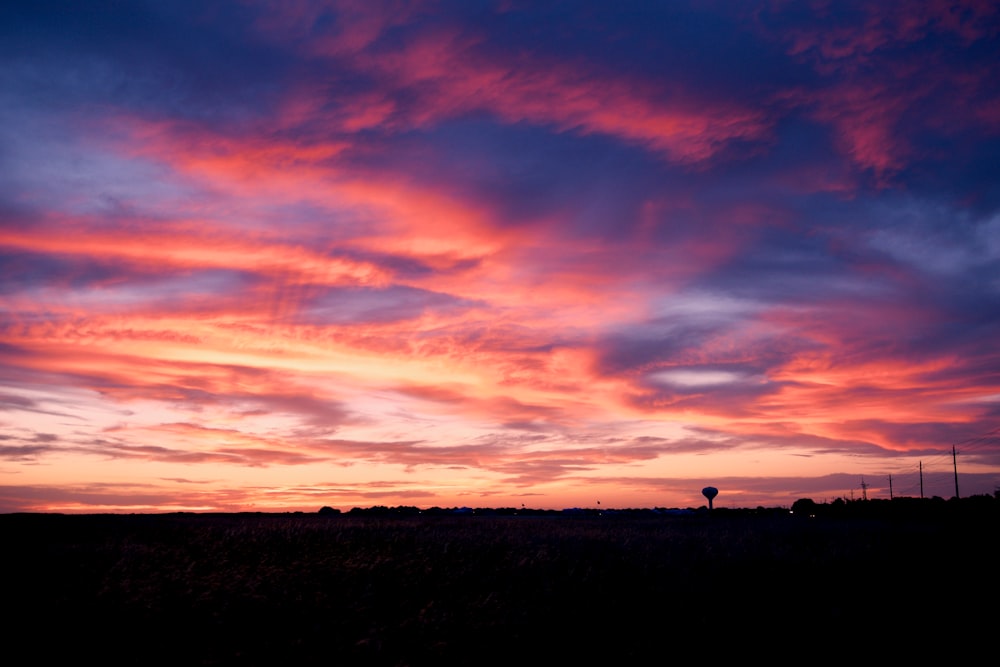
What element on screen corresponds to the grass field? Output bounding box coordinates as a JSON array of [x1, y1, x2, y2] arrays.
[[3, 502, 997, 665]]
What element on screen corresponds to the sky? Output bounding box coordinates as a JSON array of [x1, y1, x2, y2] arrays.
[[2, 0, 1000, 513]]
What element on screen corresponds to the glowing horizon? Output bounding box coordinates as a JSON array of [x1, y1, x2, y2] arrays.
[[2, 1, 1000, 513]]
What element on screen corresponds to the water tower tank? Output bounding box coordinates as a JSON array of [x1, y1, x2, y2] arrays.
[[701, 486, 719, 510]]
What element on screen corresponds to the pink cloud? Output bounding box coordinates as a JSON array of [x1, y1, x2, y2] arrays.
[[766, 0, 1000, 180], [781, 0, 998, 67], [250, 5, 774, 165]]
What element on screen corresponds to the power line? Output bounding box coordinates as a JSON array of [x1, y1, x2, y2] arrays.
[[851, 426, 1000, 500]]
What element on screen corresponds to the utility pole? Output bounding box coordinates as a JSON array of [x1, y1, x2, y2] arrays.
[[860, 477, 869, 501], [953, 446, 960, 499], [888, 475, 893, 500], [919, 461, 924, 499]]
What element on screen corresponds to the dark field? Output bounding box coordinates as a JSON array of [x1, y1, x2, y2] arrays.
[[3, 504, 997, 665]]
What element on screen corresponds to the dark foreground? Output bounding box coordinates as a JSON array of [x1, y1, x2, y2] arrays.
[[3, 505, 997, 665]]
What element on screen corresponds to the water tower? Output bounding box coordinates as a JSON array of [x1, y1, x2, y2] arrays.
[[701, 486, 718, 510]]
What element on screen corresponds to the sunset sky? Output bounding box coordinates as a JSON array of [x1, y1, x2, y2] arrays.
[[3, 0, 1000, 513]]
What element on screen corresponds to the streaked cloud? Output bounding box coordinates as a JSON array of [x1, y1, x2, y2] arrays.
[[1, 0, 998, 512]]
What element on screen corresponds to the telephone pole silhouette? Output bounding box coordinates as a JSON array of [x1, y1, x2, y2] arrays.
[[860, 477, 869, 501], [952, 445, 959, 499]]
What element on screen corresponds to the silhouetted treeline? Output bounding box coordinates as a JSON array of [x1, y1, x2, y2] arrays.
[[789, 492, 1000, 520], [327, 492, 1000, 520]]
